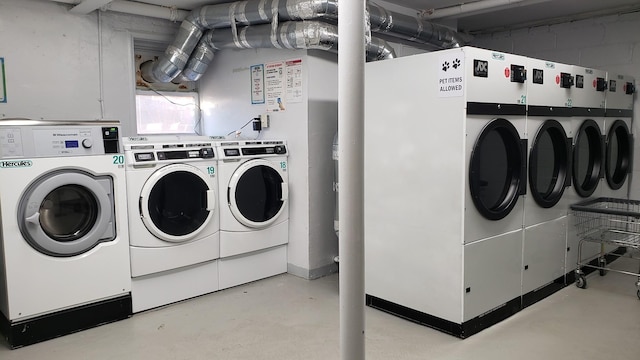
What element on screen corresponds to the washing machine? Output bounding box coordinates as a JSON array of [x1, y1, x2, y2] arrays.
[[365, 47, 527, 338], [521, 58, 575, 305], [602, 72, 634, 199], [216, 140, 289, 290], [123, 135, 220, 313], [0, 120, 131, 348], [564, 65, 609, 277]]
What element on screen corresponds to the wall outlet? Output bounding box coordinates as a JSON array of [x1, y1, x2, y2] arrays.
[[260, 114, 270, 128]]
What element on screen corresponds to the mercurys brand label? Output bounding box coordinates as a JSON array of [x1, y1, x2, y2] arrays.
[[439, 53, 464, 97]]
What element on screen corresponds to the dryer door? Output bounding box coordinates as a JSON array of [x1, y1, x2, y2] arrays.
[[529, 119, 571, 208], [573, 119, 604, 197], [228, 159, 288, 229], [18, 169, 115, 257], [139, 163, 216, 243], [469, 118, 526, 220], [605, 120, 631, 190]]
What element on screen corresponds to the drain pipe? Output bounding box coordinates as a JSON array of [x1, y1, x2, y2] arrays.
[[180, 21, 395, 82], [339, 0, 366, 358]]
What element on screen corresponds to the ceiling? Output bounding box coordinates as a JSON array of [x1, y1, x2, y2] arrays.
[[71, 0, 640, 35]]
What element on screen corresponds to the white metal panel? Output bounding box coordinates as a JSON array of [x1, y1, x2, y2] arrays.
[[572, 66, 607, 109], [565, 213, 601, 273], [218, 245, 287, 290], [364, 52, 466, 323], [219, 220, 288, 258], [523, 217, 567, 294], [463, 230, 523, 322], [464, 47, 528, 105], [528, 59, 576, 107], [605, 73, 636, 111]]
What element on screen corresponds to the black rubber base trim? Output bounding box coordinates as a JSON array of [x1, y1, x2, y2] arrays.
[[566, 246, 628, 283], [366, 295, 521, 339], [522, 275, 565, 308], [1, 294, 132, 349]]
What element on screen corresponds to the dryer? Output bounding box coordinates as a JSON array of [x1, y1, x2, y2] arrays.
[[0, 120, 131, 348], [365, 47, 527, 338], [602, 72, 634, 199], [216, 140, 289, 290], [123, 136, 220, 313], [566, 65, 609, 277], [521, 58, 574, 305]]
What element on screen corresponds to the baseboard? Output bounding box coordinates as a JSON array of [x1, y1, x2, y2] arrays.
[[287, 261, 339, 280], [1, 294, 132, 349]]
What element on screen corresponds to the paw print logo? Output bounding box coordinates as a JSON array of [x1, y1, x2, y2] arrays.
[[442, 61, 450, 72], [452, 58, 461, 69]]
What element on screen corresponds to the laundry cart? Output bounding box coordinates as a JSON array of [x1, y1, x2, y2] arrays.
[[570, 197, 640, 299]]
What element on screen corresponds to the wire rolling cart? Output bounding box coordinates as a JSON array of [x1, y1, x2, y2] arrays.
[[570, 197, 640, 300]]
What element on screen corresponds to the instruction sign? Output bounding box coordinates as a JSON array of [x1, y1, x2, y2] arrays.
[[250, 64, 265, 104], [0, 58, 6, 103], [286, 58, 303, 103], [438, 53, 464, 97], [265, 61, 285, 112]]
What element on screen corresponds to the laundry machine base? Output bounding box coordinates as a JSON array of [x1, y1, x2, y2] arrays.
[[219, 245, 287, 290], [0, 294, 131, 349], [219, 220, 288, 258], [131, 260, 218, 313]]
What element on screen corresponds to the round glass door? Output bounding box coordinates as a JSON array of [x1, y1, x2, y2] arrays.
[[572, 120, 603, 197], [529, 120, 570, 208], [228, 159, 287, 228], [140, 164, 215, 242], [605, 120, 631, 190], [18, 170, 115, 257], [469, 118, 525, 220]]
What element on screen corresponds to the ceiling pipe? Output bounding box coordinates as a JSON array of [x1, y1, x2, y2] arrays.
[[49, 0, 189, 21], [178, 21, 396, 82], [419, 0, 552, 20]]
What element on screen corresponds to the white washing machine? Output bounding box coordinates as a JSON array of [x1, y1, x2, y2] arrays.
[[565, 65, 609, 275], [216, 140, 289, 290], [123, 136, 220, 313], [365, 47, 527, 338], [521, 58, 575, 305], [602, 72, 634, 199], [0, 120, 131, 348]]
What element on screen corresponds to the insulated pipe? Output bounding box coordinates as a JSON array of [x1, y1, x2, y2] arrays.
[[338, 0, 365, 359], [181, 21, 395, 81], [420, 0, 552, 20]]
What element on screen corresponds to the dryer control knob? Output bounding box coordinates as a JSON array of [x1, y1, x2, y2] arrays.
[[82, 139, 93, 149]]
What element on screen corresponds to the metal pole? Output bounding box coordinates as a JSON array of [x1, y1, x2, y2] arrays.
[[338, 0, 366, 359]]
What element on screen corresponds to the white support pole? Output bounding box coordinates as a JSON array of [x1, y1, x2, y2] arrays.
[[338, 0, 366, 359]]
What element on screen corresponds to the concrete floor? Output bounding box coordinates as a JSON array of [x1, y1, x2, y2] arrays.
[[1, 258, 639, 359]]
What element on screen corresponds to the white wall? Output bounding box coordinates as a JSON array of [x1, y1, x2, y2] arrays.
[[0, 0, 177, 135], [471, 11, 640, 198]]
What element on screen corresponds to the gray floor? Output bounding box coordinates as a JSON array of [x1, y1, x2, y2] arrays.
[[2, 258, 640, 359]]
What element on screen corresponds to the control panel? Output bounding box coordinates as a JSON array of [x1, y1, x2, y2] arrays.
[[218, 140, 287, 160], [127, 141, 216, 166]]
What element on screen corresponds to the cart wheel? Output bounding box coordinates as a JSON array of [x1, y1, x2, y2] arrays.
[[598, 258, 607, 276], [576, 274, 587, 289]]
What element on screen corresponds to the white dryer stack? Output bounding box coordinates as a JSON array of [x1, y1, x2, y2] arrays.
[[123, 136, 220, 313], [0, 120, 131, 348], [216, 140, 289, 290], [521, 59, 575, 306], [603, 73, 634, 199], [365, 47, 528, 338]]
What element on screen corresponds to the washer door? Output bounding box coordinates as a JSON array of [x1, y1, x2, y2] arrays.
[[18, 169, 115, 257], [572, 119, 604, 197], [605, 120, 631, 190], [140, 164, 216, 243], [228, 159, 288, 229], [469, 118, 526, 221], [529, 120, 571, 208]]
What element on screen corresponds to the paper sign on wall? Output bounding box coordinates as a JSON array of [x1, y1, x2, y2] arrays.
[[438, 53, 464, 97], [0, 58, 6, 103], [250, 64, 265, 104], [265, 61, 285, 112], [286, 59, 303, 103]]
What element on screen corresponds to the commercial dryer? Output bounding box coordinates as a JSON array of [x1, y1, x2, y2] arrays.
[[365, 47, 527, 338]]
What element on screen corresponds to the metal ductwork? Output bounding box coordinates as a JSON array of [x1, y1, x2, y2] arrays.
[[180, 21, 395, 81], [144, 0, 467, 83]]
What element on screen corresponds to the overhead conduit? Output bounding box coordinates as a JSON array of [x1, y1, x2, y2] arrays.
[[141, 0, 467, 83]]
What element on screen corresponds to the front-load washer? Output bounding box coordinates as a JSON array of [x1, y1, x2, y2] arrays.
[[0, 120, 131, 348], [365, 47, 527, 338], [123, 136, 220, 313], [565, 65, 609, 277], [521, 58, 575, 305], [216, 140, 289, 290], [602, 72, 634, 199]]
